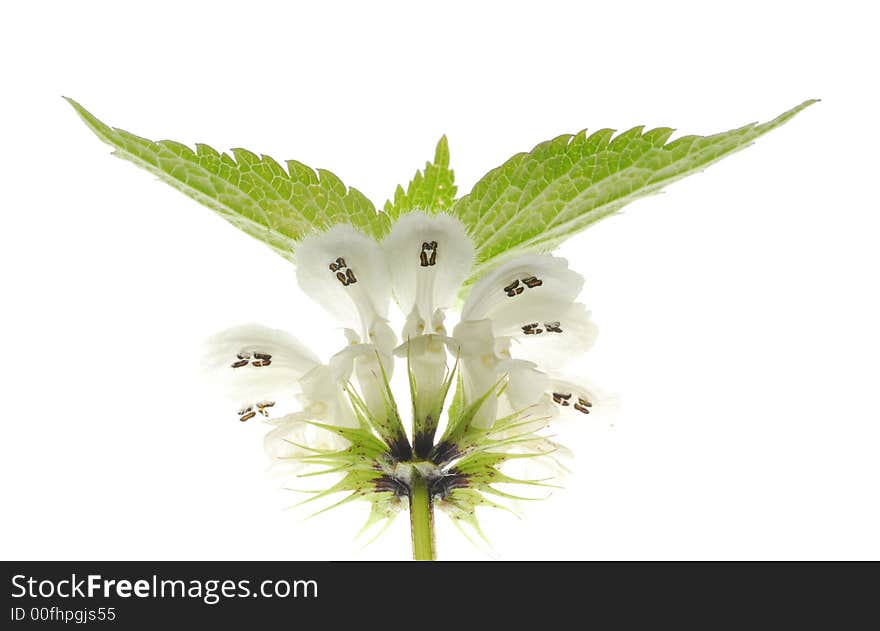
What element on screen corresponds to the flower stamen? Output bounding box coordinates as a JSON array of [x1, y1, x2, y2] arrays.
[[503, 275, 545, 298], [522, 275, 543, 288], [552, 391, 592, 414], [503, 279, 523, 297], [419, 241, 438, 267], [574, 398, 592, 414], [230, 350, 273, 368], [552, 392, 571, 406], [329, 256, 359, 287], [256, 401, 275, 416]]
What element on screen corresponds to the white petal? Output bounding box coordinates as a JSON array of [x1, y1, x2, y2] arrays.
[[351, 350, 389, 421], [453, 319, 502, 428], [451, 318, 496, 360], [295, 224, 391, 337], [501, 358, 551, 412], [294, 346, 362, 429], [333, 333, 397, 421], [393, 334, 450, 417], [202, 324, 320, 408], [461, 254, 584, 330], [504, 302, 598, 366], [460, 358, 500, 428], [383, 212, 474, 336]]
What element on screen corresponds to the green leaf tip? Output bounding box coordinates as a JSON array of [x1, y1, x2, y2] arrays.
[[64, 97, 389, 261], [382, 135, 457, 223], [452, 99, 818, 285]]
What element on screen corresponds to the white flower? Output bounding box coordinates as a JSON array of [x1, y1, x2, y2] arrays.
[[201, 212, 607, 535], [383, 212, 475, 453], [383, 212, 474, 338], [453, 253, 599, 426], [294, 223, 394, 348], [263, 348, 361, 476], [294, 224, 397, 418], [201, 324, 321, 418]]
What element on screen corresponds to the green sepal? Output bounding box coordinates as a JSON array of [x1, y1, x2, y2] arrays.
[[432, 374, 507, 458], [410, 345, 459, 458], [346, 361, 411, 458]]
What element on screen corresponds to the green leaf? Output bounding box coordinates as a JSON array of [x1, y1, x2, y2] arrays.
[[454, 100, 818, 284], [65, 98, 387, 261], [382, 136, 457, 223]]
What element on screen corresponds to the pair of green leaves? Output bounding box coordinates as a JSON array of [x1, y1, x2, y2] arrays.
[[66, 98, 815, 285]]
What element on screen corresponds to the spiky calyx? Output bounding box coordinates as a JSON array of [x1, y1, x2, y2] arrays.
[[293, 358, 558, 558]]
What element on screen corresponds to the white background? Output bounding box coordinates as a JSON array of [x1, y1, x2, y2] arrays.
[[1, 1, 877, 560]]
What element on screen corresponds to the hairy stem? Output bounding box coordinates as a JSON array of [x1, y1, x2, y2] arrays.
[[409, 470, 436, 561]]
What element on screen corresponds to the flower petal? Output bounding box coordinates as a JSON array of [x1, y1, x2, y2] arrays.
[[452, 319, 502, 428], [291, 344, 364, 429], [461, 254, 584, 330], [394, 334, 450, 425], [383, 212, 474, 337], [295, 224, 392, 338], [504, 302, 598, 367], [501, 358, 551, 412], [202, 324, 320, 408]]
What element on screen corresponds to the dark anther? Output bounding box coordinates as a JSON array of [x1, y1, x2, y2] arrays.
[[545, 321, 563, 333], [578, 397, 592, 407], [239, 411, 257, 422], [256, 401, 275, 416], [420, 241, 438, 267], [522, 322, 544, 335], [504, 279, 524, 297], [522, 275, 543, 288], [238, 405, 254, 415], [252, 359, 272, 367], [336, 271, 349, 286], [574, 402, 591, 414], [253, 352, 272, 361], [345, 268, 357, 284], [236, 351, 251, 360], [231, 359, 249, 368], [552, 392, 572, 406]]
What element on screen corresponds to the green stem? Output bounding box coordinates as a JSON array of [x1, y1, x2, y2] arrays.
[[409, 470, 436, 561]]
